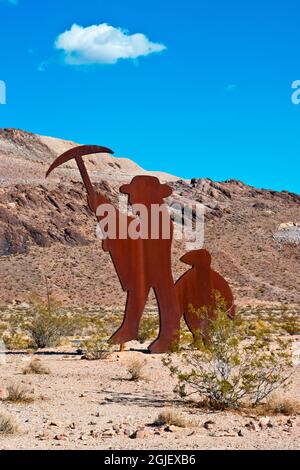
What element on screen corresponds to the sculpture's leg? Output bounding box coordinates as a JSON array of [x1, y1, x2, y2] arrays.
[[149, 281, 180, 354], [110, 289, 149, 345]]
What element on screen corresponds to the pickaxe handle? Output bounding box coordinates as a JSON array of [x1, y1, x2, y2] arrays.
[[75, 156, 107, 214], [75, 156, 95, 197], [46, 145, 114, 214]]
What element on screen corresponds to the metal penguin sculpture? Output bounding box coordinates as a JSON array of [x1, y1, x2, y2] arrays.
[[46, 145, 235, 353]]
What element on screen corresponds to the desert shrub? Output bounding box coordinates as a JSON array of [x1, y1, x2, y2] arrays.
[[262, 396, 300, 416], [281, 322, 300, 335], [81, 336, 112, 360], [0, 321, 7, 338], [279, 315, 300, 335], [153, 409, 187, 428], [126, 358, 146, 381], [2, 331, 32, 351], [137, 315, 159, 343], [81, 311, 122, 339], [163, 306, 293, 410], [22, 357, 50, 375], [3, 384, 34, 403], [264, 308, 300, 336], [247, 319, 274, 337], [0, 312, 32, 351], [0, 410, 19, 434], [26, 302, 79, 349]]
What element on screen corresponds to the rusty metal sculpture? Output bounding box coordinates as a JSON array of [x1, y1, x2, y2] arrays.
[[175, 249, 235, 344], [46, 145, 180, 353], [46, 146, 234, 353]]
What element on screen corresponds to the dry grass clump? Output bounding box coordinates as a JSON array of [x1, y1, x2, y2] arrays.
[[81, 336, 112, 360], [22, 357, 50, 375], [0, 410, 19, 435], [2, 332, 31, 351], [126, 358, 146, 382], [3, 384, 34, 404], [262, 396, 300, 416], [153, 409, 187, 428]]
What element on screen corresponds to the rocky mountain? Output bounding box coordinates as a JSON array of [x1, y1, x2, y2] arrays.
[[0, 128, 299, 308], [0, 128, 178, 187]]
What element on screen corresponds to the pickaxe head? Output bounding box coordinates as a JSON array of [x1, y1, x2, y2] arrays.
[[46, 145, 114, 178]]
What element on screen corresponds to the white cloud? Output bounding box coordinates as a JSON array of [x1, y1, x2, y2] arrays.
[[55, 23, 166, 65]]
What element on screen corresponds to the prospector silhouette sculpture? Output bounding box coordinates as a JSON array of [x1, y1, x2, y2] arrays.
[[46, 145, 234, 353]]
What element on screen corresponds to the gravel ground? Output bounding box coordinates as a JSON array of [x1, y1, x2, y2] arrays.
[[0, 341, 299, 450]]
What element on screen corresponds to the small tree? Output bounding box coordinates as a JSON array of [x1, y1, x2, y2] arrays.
[[26, 301, 78, 349], [163, 305, 293, 409]]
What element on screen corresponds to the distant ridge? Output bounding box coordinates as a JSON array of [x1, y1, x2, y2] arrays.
[[0, 128, 299, 307]]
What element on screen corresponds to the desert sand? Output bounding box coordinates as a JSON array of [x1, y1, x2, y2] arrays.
[[0, 340, 299, 450]]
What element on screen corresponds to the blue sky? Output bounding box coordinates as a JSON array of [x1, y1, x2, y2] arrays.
[[0, 0, 300, 193]]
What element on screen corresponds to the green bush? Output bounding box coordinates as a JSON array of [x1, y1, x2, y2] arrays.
[[26, 302, 79, 349], [163, 306, 293, 410]]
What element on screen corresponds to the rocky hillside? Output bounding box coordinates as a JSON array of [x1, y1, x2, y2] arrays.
[[0, 128, 178, 186], [0, 128, 299, 308]]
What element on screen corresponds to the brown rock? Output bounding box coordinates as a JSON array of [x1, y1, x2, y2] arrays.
[[54, 434, 68, 441], [102, 429, 114, 438], [164, 425, 178, 433], [203, 420, 215, 430], [49, 421, 62, 427], [36, 431, 51, 440], [259, 417, 272, 429], [245, 421, 258, 431], [130, 429, 148, 439]]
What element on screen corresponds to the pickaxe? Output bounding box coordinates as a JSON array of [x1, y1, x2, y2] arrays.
[[46, 144, 126, 352], [46, 145, 114, 200]]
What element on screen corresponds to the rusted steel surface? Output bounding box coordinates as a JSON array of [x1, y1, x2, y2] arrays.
[[46, 146, 180, 353], [175, 249, 235, 344], [46, 146, 234, 353], [103, 176, 180, 353]]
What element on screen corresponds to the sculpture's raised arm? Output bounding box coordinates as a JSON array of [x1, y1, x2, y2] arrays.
[[46, 144, 114, 215]]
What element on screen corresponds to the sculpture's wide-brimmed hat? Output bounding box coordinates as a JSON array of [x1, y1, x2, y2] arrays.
[[120, 175, 172, 198], [180, 249, 212, 267]]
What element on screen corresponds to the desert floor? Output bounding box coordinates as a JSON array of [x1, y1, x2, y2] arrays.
[[0, 340, 299, 450]]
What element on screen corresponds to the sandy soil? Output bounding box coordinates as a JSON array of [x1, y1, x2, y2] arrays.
[[0, 341, 299, 450]]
